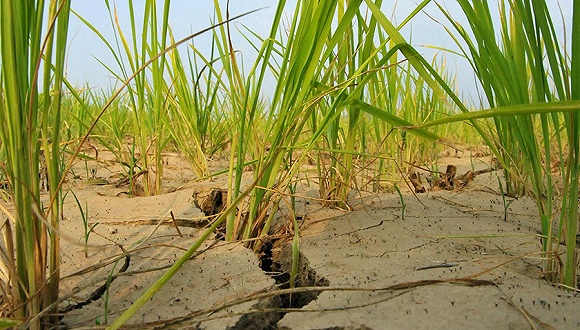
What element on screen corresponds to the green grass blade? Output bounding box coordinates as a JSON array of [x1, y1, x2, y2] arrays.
[[108, 162, 268, 329], [412, 101, 580, 129]]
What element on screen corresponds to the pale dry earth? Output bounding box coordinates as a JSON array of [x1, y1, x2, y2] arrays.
[[2, 149, 579, 329]]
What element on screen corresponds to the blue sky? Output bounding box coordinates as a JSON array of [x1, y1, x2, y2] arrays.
[[66, 1, 572, 103], [66, 1, 281, 87]]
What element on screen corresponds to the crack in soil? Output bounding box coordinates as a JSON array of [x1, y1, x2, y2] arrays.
[[229, 239, 330, 329], [192, 189, 331, 328]]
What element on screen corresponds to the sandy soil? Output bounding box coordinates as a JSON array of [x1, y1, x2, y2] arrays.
[[2, 149, 579, 329]]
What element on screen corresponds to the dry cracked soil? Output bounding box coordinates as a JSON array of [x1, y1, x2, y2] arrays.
[[3, 149, 578, 329]]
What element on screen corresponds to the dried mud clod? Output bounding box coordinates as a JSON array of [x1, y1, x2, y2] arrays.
[[192, 188, 228, 239], [409, 172, 426, 193], [409, 163, 498, 194], [431, 164, 475, 191], [192, 188, 228, 217], [437, 164, 458, 190]]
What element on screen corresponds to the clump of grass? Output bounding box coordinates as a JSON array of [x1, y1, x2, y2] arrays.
[[0, 0, 71, 327], [77, 0, 176, 196], [437, 0, 579, 287], [114, 0, 173, 196], [165, 42, 217, 175]]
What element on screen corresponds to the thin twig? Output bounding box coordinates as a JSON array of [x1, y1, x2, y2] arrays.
[[416, 262, 459, 271]]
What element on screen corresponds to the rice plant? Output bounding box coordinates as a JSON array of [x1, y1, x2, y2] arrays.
[[436, 0, 579, 287], [0, 0, 71, 327], [118, 0, 173, 196], [77, 0, 175, 196], [61, 87, 134, 172], [166, 41, 219, 173]]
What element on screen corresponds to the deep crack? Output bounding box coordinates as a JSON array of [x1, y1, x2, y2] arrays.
[[230, 238, 330, 329]]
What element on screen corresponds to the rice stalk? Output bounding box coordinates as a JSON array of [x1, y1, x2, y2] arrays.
[[564, 0, 580, 288], [436, 0, 578, 286], [165, 38, 216, 177], [0, 0, 71, 327], [89, 0, 174, 196]]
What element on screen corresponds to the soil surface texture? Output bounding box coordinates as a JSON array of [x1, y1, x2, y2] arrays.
[[3, 150, 578, 329]]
